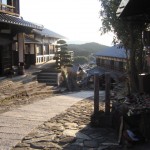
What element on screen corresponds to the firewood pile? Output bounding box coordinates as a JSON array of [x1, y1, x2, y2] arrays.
[[113, 94, 150, 115], [112, 93, 150, 145]]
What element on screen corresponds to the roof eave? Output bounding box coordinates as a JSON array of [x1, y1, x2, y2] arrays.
[[116, 0, 150, 23], [116, 0, 130, 17]]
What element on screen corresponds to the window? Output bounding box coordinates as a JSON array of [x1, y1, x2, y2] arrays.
[[0, 0, 14, 12], [37, 45, 42, 55], [1, 0, 7, 4], [25, 45, 30, 54], [44, 45, 49, 55], [1, 0, 13, 5]]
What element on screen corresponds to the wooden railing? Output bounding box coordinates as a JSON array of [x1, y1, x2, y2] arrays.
[[36, 54, 55, 64], [0, 3, 19, 16]]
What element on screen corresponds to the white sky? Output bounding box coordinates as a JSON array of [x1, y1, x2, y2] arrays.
[[20, 0, 113, 46]]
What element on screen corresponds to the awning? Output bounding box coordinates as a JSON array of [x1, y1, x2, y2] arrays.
[[0, 13, 43, 30], [116, 0, 150, 22]]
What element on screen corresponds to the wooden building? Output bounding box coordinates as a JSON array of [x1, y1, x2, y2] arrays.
[[115, 0, 150, 140], [0, 0, 65, 75], [24, 28, 65, 68], [117, 0, 150, 91], [95, 46, 127, 72], [0, 0, 43, 76], [116, 0, 150, 21]]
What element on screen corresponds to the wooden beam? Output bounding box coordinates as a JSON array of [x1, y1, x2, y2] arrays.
[[0, 3, 15, 8], [0, 10, 19, 16], [105, 72, 111, 115], [94, 72, 100, 114]]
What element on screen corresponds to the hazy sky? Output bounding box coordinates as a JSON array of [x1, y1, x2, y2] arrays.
[[20, 0, 113, 46]]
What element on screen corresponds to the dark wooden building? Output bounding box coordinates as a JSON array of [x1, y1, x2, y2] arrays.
[[95, 46, 127, 72], [115, 0, 150, 140], [116, 0, 150, 22], [0, 0, 43, 76], [25, 28, 65, 66], [23, 29, 63, 68], [117, 0, 150, 92]]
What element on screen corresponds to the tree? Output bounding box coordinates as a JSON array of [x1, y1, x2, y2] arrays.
[[54, 40, 73, 68], [74, 56, 88, 64], [99, 0, 147, 92], [54, 40, 76, 91]]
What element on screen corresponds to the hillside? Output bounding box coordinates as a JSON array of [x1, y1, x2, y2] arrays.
[[68, 42, 126, 59], [68, 42, 110, 57]]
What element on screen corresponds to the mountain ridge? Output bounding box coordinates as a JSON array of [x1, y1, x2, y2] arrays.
[[68, 42, 126, 58], [68, 42, 110, 57]]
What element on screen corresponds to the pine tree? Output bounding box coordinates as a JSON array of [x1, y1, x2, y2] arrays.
[[54, 40, 73, 68]]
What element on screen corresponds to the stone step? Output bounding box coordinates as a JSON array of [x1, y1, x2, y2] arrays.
[[11, 74, 36, 84], [0, 90, 56, 108], [38, 72, 58, 75], [23, 81, 39, 88], [0, 80, 52, 105], [37, 74, 58, 79], [24, 84, 60, 98], [0, 82, 24, 96], [24, 83, 47, 95], [37, 70, 61, 86], [46, 82, 58, 86], [37, 75, 57, 80], [27, 90, 52, 97], [22, 75, 37, 84], [0, 81, 38, 95], [0, 80, 15, 90], [37, 78, 57, 82], [39, 81, 58, 86], [37, 77, 58, 86]]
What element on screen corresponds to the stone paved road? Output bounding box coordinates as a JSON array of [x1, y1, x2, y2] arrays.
[[0, 91, 94, 150], [12, 96, 120, 150]]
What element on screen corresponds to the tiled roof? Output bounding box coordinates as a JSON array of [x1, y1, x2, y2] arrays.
[[94, 45, 127, 59], [25, 35, 41, 44], [33, 28, 66, 39], [116, 0, 129, 17], [0, 13, 43, 30], [117, 0, 150, 22]]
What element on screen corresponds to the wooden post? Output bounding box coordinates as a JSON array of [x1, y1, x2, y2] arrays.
[[94, 72, 99, 114], [105, 72, 110, 115], [138, 74, 144, 93], [18, 33, 24, 63], [18, 33, 25, 75]]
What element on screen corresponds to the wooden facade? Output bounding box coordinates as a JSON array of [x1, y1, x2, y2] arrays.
[[0, 0, 20, 16], [24, 32, 58, 68], [0, 0, 43, 76], [95, 47, 127, 72], [0, 0, 19, 75], [34, 32, 57, 65], [96, 56, 126, 72], [25, 34, 55, 67], [117, 0, 150, 93], [0, 0, 64, 76]]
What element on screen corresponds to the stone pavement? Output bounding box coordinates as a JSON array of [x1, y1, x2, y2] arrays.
[[11, 95, 150, 150], [12, 93, 120, 150], [0, 91, 94, 150]]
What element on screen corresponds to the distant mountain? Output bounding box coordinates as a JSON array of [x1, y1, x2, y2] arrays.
[[68, 42, 110, 57], [68, 42, 126, 58], [67, 40, 90, 45]]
